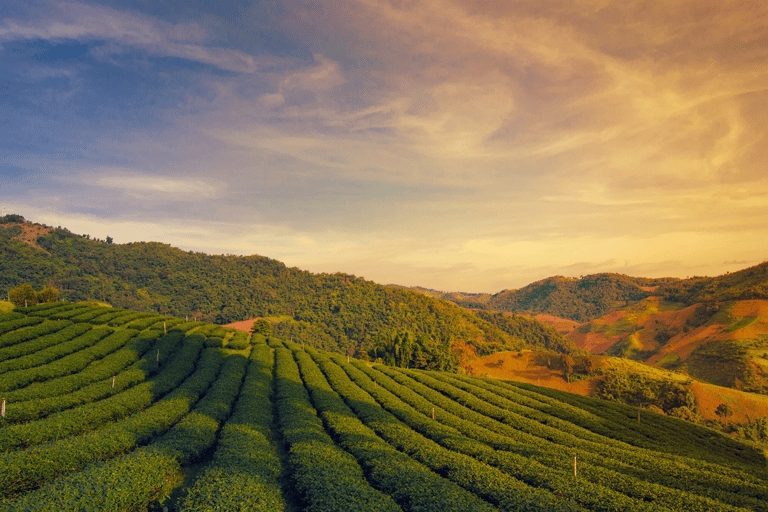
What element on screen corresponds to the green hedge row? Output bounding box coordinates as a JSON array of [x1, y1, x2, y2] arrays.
[[107, 311, 153, 327], [304, 347, 580, 512], [0, 344, 224, 506], [17, 302, 74, 315], [46, 305, 105, 320], [400, 369, 766, 509], [180, 343, 286, 512], [353, 361, 754, 512], [123, 315, 170, 330], [0, 330, 190, 451], [0, 323, 96, 372], [432, 371, 768, 501], [0, 320, 72, 350], [84, 309, 138, 325], [274, 346, 404, 512], [294, 346, 500, 512], [0, 316, 42, 337], [0, 327, 125, 392], [506, 379, 764, 469], [2, 331, 161, 420], [226, 330, 249, 350], [3, 348, 244, 511], [0, 334, 209, 497]]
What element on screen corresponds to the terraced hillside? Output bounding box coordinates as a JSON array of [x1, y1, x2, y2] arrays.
[[1, 303, 766, 511]]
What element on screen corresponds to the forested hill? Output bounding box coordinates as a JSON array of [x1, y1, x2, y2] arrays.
[[0, 217, 572, 357], [486, 274, 679, 322], [658, 261, 768, 304]]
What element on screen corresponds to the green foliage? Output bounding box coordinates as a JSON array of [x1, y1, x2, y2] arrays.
[[0, 223, 554, 357], [226, 331, 250, 350], [250, 318, 271, 336], [0, 214, 25, 224], [487, 273, 677, 322], [8, 284, 38, 307], [475, 310, 579, 353], [596, 371, 696, 413], [660, 262, 768, 304], [369, 331, 456, 371], [204, 336, 224, 348]]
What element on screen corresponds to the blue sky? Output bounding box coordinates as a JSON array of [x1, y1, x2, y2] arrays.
[[2, 0, 767, 292]]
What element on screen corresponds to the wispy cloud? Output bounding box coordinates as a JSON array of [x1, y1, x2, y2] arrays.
[[2, 0, 767, 292]]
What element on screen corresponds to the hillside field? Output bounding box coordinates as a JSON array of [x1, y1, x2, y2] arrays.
[[0, 302, 766, 511]]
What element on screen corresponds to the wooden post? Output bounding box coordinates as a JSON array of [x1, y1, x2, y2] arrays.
[[347, 354, 350, 363], [638, 410, 641, 423], [1, 398, 5, 418], [573, 453, 577, 477], [112, 376, 115, 388], [432, 407, 435, 420], [186, 315, 188, 323], [163, 322, 166, 334]]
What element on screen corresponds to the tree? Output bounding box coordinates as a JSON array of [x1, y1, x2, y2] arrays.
[[250, 319, 271, 337], [582, 356, 594, 375], [9, 284, 38, 307], [106, 236, 113, 244], [560, 354, 575, 383], [36, 286, 59, 303], [716, 404, 733, 427]]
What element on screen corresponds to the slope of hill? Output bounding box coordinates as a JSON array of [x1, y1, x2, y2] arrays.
[[1, 303, 766, 511], [535, 296, 768, 394], [659, 261, 768, 304], [469, 349, 768, 426], [487, 273, 679, 322], [0, 217, 543, 358]]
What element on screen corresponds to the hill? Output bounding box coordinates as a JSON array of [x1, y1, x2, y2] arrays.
[[486, 273, 679, 322], [540, 297, 768, 394], [1, 303, 766, 511], [0, 216, 556, 359]]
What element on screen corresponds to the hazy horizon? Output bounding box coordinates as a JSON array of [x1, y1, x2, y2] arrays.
[[2, 1, 767, 292]]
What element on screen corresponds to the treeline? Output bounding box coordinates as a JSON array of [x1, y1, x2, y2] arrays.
[[486, 274, 678, 322], [473, 310, 579, 354], [1, 217, 529, 356], [659, 262, 768, 304]]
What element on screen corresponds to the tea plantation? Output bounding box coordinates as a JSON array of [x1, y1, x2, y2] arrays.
[[1, 302, 766, 511]]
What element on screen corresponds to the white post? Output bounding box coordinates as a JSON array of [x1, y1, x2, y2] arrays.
[[574, 453, 577, 477], [163, 322, 166, 334], [112, 376, 115, 388], [1, 398, 5, 418]]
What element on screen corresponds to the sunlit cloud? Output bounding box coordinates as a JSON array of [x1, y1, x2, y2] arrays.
[[2, 0, 767, 292]]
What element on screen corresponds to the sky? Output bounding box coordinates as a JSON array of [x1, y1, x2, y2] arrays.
[[2, 0, 767, 293]]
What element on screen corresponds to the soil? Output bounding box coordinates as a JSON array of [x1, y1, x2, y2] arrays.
[[222, 318, 261, 332]]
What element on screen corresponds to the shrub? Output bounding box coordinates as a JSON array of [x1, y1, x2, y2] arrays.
[[205, 337, 224, 348]]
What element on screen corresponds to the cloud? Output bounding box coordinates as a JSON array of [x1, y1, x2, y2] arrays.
[[0, 2, 274, 74]]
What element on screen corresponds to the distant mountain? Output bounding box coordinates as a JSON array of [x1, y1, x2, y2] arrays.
[[0, 216, 565, 358], [486, 273, 679, 322], [659, 261, 768, 304]]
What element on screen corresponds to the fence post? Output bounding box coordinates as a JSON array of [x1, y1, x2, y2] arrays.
[[574, 453, 577, 477]]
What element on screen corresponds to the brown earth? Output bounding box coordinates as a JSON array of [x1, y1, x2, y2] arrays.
[[468, 351, 598, 396], [223, 318, 260, 332], [0, 221, 53, 250], [532, 314, 580, 335]]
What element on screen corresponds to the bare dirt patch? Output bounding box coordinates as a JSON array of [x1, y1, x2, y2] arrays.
[[532, 314, 581, 335], [0, 222, 53, 250], [223, 318, 260, 332], [468, 351, 597, 396]]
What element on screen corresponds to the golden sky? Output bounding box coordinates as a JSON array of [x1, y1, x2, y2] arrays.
[[2, 0, 767, 290]]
